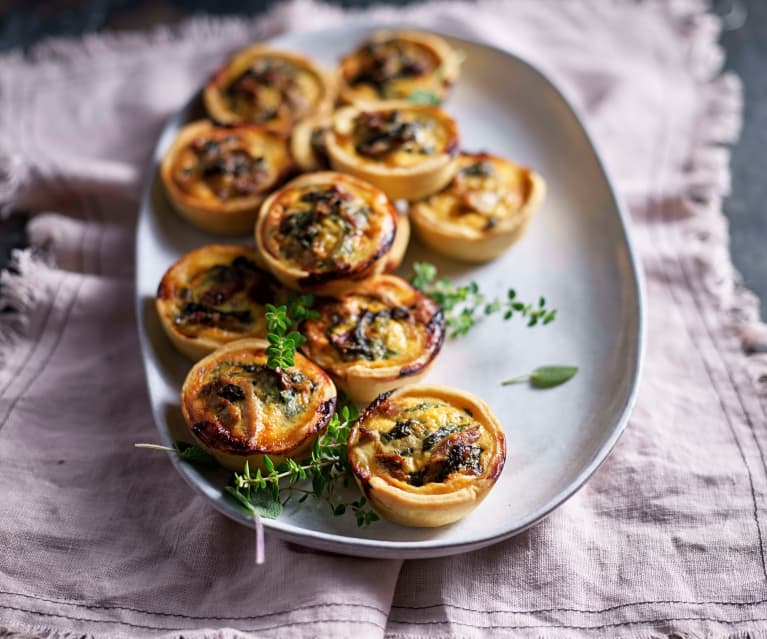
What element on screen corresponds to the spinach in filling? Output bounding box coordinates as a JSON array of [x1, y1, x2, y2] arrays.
[[276, 186, 371, 271]]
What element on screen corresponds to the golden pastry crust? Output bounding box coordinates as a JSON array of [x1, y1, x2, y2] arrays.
[[385, 210, 410, 273], [181, 338, 337, 472], [203, 47, 337, 134], [347, 385, 506, 527], [290, 113, 332, 172], [326, 100, 459, 201], [255, 172, 398, 295], [339, 30, 460, 104], [160, 120, 295, 235], [300, 275, 445, 402], [410, 152, 546, 262], [156, 245, 283, 360]]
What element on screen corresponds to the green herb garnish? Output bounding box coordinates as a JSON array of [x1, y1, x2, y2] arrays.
[[136, 402, 379, 527], [264, 293, 318, 370], [502, 365, 578, 388], [227, 402, 379, 526], [410, 262, 557, 337], [407, 90, 441, 105]]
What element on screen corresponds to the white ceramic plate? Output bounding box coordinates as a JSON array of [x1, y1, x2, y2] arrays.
[[135, 25, 644, 559]]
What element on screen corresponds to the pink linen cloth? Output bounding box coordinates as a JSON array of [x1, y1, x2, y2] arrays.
[[1, 1, 766, 637]]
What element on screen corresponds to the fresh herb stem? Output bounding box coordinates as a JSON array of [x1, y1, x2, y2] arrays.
[[410, 262, 557, 337], [134, 443, 175, 452], [500, 374, 532, 386], [137, 401, 380, 527]]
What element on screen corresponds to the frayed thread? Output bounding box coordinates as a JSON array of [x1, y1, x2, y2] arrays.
[[0, 248, 51, 358], [669, 1, 766, 398]]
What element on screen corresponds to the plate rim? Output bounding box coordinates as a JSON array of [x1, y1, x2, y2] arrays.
[[135, 23, 646, 558]]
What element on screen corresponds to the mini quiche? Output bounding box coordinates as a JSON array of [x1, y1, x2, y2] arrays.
[[300, 275, 445, 402], [326, 100, 459, 201], [156, 245, 283, 360], [347, 385, 505, 527], [160, 120, 295, 235], [203, 46, 337, 134], [410, 152, 546, 262], [290, 113, 332, 172], [255, 172, 398, 295], [181, 338, 337, 472], [339, 30, 460, 104]]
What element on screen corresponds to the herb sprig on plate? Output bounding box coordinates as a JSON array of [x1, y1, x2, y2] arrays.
[[410, 262, 557, 337], [225, 402, 378, 526]]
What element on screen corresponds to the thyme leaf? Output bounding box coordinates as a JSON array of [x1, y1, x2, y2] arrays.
[[227, 400, 379, 527], [409, 262, 557, 337], [264, 293, 318, 370]]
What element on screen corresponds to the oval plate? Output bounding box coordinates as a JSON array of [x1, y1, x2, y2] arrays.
[[135, 24, 644, 559]]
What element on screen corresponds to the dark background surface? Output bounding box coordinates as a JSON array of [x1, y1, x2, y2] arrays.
[[0, 0, 764, 318]]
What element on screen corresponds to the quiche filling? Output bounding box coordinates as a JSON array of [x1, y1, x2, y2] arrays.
[[356, 396, 493, 488], [161, 254, 279, 339], [425, 155, 532, 232], [349, 109, 451, 167], [172, 134, 269, 200], [264, 184, 390, 274], [303, 284, 442, 370], [185, 351, 333, 455], [344, 38, 440, 99], [223, 57, 322, 126]]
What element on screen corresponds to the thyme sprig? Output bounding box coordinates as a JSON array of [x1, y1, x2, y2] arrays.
[[264, 294, 318, 370], [226, 403, 379, 527], [410, 262, 557, 337]]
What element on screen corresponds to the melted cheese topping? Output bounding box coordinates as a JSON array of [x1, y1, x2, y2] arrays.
[[421, 153, 532, 232], [261, 179, 395, 275], [301, 275, 442, 373], [337, 107, 455, 168], [219, 56, 323, 129], [157, 245, 280, 342], [354, 395, 495, 492], [341, 37, 441, 101], [183, 344, 334, 455], [168, 125, 292, 206]]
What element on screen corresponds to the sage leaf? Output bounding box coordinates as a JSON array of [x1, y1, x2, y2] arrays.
[[530, 365, 578, 388]]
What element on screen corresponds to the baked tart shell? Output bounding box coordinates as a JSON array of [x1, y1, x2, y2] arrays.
[[339, 30, 460, 105], [299, 274, 444, 402], [156, 245, 282, 360], [347, 384, 506, 527], [326, 100, 459, 201], [410, 154, 546, 262], [203, 46, 338, 133], [255, 171, 398, 296], [181, 338, 337, 472], [160, 120, 295, 236]]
